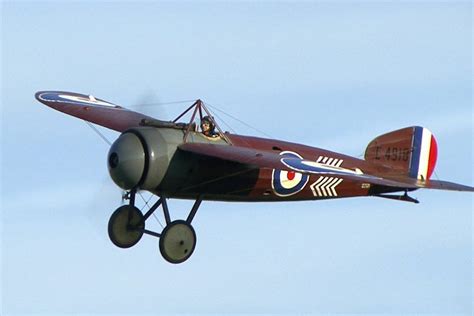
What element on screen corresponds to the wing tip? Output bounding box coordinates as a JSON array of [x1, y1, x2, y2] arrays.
[[35, 90, 69, 104], [34, 90, 121, 109], [35, 90, 47, 102]]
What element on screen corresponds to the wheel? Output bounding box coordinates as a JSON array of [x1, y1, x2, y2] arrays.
[[159, 220, 197, 264], [108, 205, 144, 248]]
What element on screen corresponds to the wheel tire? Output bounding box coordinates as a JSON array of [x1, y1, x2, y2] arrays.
[[159, 220, 197, 264], [108, 205, 145, 248]]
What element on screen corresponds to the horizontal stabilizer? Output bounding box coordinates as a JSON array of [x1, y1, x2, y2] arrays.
[[377, 175, 474, 192], [415, 179, 474, 192]]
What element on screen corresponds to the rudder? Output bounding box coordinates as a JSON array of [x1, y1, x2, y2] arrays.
[[365, 126, 438, 181]]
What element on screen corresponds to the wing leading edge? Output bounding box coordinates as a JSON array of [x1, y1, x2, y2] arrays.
[[178, 143, 474, 193], [36, 91, 154, 132]]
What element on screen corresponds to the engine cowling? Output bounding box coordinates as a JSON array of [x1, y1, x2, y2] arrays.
[[107, 127, 178, 190]]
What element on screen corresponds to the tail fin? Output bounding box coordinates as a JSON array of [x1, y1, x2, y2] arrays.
[[365, 126, 438, 181]]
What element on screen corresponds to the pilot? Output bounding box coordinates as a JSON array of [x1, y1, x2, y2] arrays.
[[200, 116, 218, 138]]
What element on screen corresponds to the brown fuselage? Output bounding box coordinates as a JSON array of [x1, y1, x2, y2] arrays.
[[156, 133, 395, 202]]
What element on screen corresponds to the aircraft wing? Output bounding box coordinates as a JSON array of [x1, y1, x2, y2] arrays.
[[179, 143, 474, 192], [36, 91, 155, 132]]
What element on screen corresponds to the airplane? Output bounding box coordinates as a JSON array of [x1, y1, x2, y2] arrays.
[[35, 91, 474, 264]]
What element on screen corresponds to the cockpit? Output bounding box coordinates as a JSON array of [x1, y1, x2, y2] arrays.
[[139, 99, 231, 144]]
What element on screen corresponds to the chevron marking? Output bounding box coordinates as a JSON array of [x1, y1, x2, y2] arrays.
[[318, 177, 331, 197], [316, 156, 344, 168], [325, 178, 340, 196], [310, 176, 326, 196], [317, 177, 331, 196], [331, 178, 344, 196], [310, 176, 343, 197]]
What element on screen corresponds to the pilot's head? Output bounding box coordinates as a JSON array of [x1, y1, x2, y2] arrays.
[[201, 116, 215, 134]]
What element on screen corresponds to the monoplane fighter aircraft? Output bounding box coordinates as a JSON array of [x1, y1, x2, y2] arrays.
[[36, 91, 474, 264]]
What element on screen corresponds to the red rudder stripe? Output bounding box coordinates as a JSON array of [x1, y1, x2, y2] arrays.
[[427, 135, 438, 179]]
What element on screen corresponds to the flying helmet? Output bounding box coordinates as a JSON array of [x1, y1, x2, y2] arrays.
[[201, 116, 215, 130]]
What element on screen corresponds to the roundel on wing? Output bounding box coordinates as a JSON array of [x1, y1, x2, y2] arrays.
[[272, 151, 309, 197]]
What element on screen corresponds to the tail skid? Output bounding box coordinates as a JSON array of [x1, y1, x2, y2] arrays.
[[376, 192, 420, 204]]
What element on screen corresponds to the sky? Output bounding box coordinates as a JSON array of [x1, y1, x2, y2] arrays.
[[1, 1, 473, 315]]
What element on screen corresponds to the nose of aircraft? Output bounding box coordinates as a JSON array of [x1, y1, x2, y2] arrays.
[[107, 132, 146, 190]]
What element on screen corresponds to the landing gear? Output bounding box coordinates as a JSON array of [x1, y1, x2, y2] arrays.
[[107, 189, 203, 264], [159, 220, 196, 264], [108, 205, 144, 248]]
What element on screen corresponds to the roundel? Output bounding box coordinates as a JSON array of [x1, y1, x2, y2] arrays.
[[272, 151, 309, 197]]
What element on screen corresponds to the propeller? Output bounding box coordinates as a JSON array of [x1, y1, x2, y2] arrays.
[[85, 90, 168, 232], [130, 89, 168, 120]]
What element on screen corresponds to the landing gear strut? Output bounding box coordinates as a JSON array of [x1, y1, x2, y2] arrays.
[[108, 189, 203, 264]]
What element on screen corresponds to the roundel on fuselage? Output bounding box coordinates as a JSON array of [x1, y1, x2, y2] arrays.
[[271, 151, 309, 197]]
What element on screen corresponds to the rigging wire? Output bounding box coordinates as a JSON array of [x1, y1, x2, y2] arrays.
[[131, 99, 197, 107], [137, 191, 154, 210], [137, 191, 164, 229], [85, 121, 112, 146], [202, 101, 259, 150], [204, 102, 275, 139], [202, 102, 238, 135], [152, 213, 164, 229]]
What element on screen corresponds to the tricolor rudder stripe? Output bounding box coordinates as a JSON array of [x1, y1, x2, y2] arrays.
[[409, 127, 438, 180]]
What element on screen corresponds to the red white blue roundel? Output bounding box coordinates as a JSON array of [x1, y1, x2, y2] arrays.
[[272, 151, 309, 197], [37, 92, 120, 108]]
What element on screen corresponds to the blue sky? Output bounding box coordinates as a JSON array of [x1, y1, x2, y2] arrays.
[[1, 1, 472, 315]]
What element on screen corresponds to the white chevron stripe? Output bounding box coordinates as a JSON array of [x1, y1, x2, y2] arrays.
[[325, 178, 340, 197], [310, 176, 344, 197], [316, 177, 330, 196], [318, 177, 333, 196], [321, 177, 333, 196], [316, 156, 344, 167], [331, 178, 344, 196], [319, 177, 333, 196], [310, 176, 326, 196]]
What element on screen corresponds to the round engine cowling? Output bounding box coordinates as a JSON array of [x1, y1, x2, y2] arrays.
[[107, 127, 178, 190], [108, 132, 145, 190]]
